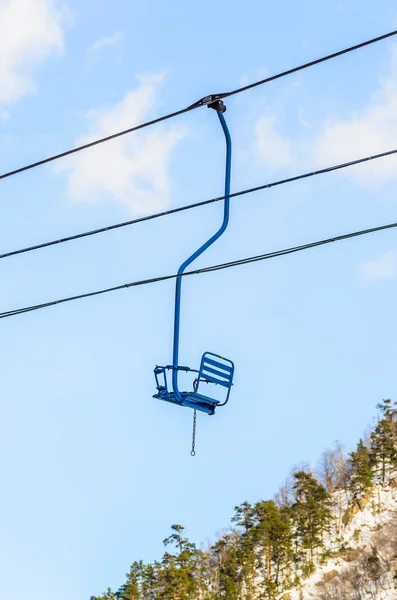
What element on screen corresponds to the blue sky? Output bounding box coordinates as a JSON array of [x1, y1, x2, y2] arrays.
[[1, 0, 397, 598]]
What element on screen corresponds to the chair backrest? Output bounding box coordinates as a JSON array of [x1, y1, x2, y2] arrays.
[[198, 352, 234, 389]]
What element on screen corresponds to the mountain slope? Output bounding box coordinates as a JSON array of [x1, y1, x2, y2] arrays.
[[284, 482, 397, 600], [90, 400, 397, 600]]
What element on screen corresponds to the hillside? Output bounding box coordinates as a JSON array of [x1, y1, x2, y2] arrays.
[[284, 483, 397, 599], [91, 400, 397, 600]]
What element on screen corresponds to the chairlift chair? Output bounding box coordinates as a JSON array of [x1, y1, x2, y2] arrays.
[[153, 98, 235, 439]]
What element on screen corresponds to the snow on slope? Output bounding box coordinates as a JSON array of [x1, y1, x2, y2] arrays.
[[282, 483, 397, 600]]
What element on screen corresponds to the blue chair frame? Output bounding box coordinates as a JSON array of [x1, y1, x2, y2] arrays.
[[153, 99, 234, 415], [154, 352, 234, 415]]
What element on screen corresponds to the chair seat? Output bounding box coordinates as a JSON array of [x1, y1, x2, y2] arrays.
[[182, 392, 220, 415], [187, 392, 220, 406], [153, 390, 182, 405], [153, 390, 219, 415]]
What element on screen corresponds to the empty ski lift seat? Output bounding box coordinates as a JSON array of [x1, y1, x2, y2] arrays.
[[153, 352, 234, 416]]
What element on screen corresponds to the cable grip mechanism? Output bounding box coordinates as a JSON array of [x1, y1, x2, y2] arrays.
[[188, 93, 228, 111]]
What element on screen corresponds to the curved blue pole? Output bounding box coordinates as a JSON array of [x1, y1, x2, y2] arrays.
[[172, 109, 232, 402]]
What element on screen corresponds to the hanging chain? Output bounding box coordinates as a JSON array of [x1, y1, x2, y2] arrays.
[[191, 409, 197, 457]]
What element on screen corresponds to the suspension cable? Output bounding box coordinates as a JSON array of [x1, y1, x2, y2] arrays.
[[2, 146, 397, 261], [1, 220, 395, 320]]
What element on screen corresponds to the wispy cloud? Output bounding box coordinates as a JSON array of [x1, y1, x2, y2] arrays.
[[55, 74, 187, 215], [0, 0, 65, 109], [314, 56, 397, 186], [361, 251, 397, 281], [88, 31, 124, 55], [252, 46, 397, 186]]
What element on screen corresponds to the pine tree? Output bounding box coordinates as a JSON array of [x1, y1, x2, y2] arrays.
[[158, 524, 199, 599], [378, 399, 397, 426], [157, 554, 186, 600], [140, 563, 158, 599], [211, 533, 241, 600], [291, 471, 333, 562], [348, 439, 373, 494], [251, 501, 292, 586], [118, 561, 143, 599], [163, 524, 189, 555], [231, 501, 254, 534], [371, 400, 397, 483]]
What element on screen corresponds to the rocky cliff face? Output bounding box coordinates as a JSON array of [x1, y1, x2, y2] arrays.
[[282, 482, 397, 600]]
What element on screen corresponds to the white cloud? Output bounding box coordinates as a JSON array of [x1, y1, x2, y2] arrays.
[[254, 115, 295, 170], [56, 74, 187, 214], [88, 31, 124, 55], [361, 251, 397, 281], [314, 50, 397, 185], [0, 0, 65, 108], [252, 47, 397, 186]]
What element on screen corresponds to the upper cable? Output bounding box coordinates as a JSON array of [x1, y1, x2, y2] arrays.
[[1, 29, 397, 182]]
